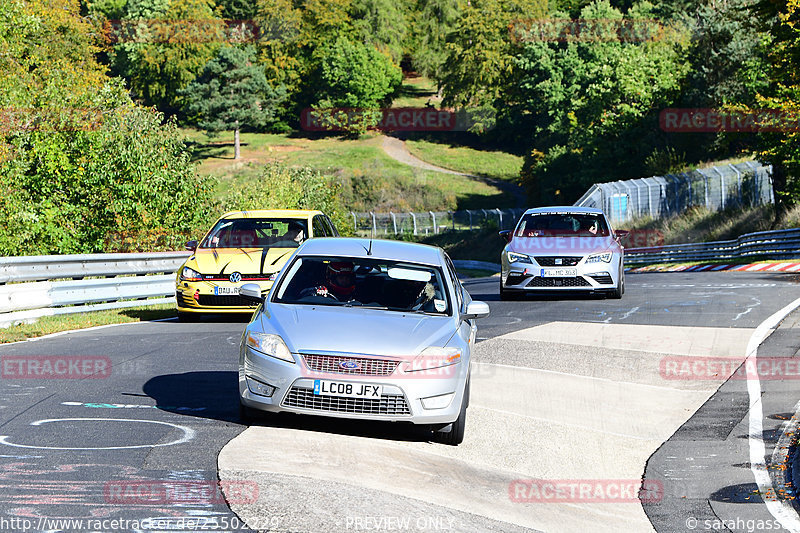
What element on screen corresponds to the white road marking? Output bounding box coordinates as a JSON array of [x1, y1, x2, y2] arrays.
[[619, 306, 640, 320], [744, 297, 800, 532], [0, 418, 195, 450], [733, 297, 762, 321]]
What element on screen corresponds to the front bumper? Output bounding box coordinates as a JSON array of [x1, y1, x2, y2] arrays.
[[239, 347, 468, 425], [176, 280, 274, 313]]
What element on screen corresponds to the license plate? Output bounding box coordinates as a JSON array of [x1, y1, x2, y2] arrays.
[[313, 380, 382, 399], [541, 268, 578, 277], [214, 286, 239, 295]]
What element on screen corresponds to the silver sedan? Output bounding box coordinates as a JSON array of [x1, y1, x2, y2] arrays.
[[500, 207, 626, 299], [237, 237, 490, 445]]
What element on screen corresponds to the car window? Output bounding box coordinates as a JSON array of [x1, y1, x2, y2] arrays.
[[324, 216, 339, 236], [444, 255, 463, 312], [515, 213, 610, 237], [312, 216, 329, 237], [200, 218, 307, 249], [272, 256, 451, 315]]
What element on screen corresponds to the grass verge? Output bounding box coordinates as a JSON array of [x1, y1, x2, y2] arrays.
[[0, 304, 175, 344], [404, 139, 523, 182]]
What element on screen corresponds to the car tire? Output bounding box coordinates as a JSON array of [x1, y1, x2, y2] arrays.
[[610, 267, 624, 299], [435, 378, 469, 446], [500, 281, 519, 301], [177, 311, 199, 322]]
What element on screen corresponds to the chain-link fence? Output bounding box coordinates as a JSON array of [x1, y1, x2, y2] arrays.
[[349, 209, 525, 236], [574, 161, 773, 225]]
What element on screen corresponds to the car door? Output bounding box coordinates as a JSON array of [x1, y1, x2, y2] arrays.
[[444, 254, 476, 347]]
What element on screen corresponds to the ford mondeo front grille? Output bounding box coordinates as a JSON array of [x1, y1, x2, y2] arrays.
[[283, 386, 411, 416], [302, 354, 399, 376]]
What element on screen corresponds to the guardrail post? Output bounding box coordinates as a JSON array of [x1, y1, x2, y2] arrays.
[[729, 164, 742, 206], [409, 212, 417, 235], [350, 211, 357, 233], [713, 166, 725, 210], [429, 211, 437, 234], [468, 210, 473, 231], [369, 211, 376, 238], [495, 208, 503, 229], [390, 211, 397, 234]]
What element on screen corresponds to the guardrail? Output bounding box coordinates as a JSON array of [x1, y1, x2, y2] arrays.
[[0, 252, 190, 329], [624, 228, 800, 264]]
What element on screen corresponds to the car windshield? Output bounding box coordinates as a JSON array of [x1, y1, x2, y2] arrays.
[[200, 218, 308, 249], [515, 213, 610, 237], [272, 256, 451, 315]]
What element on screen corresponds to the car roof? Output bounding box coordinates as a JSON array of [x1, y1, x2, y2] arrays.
[[297, 238, 444, 266], [523, 206, 605, 215], [218, 210, 322, 220]]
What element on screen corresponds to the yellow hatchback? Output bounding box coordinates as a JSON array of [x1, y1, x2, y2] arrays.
[[175, 210, 338, 319]]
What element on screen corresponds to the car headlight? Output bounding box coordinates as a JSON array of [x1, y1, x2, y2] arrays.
[[180, 266, 202, 281], [586, 251, 613, 263], [405, 346, 462, 372], [507, 252, 531, 263], [245, 332, 294, 363]]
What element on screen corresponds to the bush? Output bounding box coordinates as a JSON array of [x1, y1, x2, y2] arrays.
[[218, 164, 353, 236]]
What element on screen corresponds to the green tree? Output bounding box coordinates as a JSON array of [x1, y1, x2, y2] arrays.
[[181, 45, 287, 159], [110, 0, 223, 112], [409, 0, 460, 81], [351, 0, 410, 64], [748, 0, 800, 214], [309, 36, 402, 133]]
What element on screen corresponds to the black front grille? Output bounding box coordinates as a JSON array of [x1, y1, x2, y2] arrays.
[[303, 354, 399, 376], [527, 276, 590, 287], [283, 386, 411, 416], [197, 295, 257, 307], [505, 274, 529, 286], [589, 274, 614, 285], [534, 256, 582, 266]]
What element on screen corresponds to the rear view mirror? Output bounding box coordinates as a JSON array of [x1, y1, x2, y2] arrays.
[[239, 283, 264, 304], [463, 301, 490, 320]]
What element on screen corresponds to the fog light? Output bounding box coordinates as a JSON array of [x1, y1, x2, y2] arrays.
[[421, 392, 455, 410], [246, 376, 276, 397]]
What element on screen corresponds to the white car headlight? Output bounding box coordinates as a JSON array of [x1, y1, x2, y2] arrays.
[[181, 266, 202, 281], [245, 332, 294, 363], [586, 251, 613, 264], [507, 252, 531, 263], [405, 346, 462, 373]]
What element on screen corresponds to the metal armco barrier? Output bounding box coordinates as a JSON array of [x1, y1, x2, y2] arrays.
[[625, 228, 800, 264], [0, 252, 190, 328]]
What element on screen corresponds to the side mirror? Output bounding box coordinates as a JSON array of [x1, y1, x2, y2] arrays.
[[185, 240, 198, 252], [614, 230, 629, 242], [239, 283, 264, 304], [462, 300, 490, 320], [498, 230, 511, 243]]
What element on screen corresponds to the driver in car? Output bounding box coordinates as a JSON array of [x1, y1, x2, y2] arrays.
[[300, 261, 356, 301]]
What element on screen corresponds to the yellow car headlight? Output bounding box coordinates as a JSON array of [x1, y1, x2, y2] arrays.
[[181, 266, 202, 281]]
